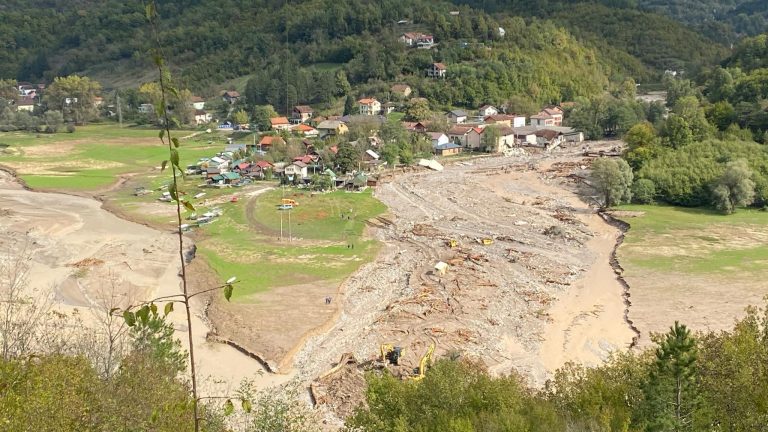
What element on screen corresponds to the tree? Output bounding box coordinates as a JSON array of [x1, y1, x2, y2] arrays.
[[632, 178, 657, 204], [252, 105, 278, 131], [481, 125, 501, 152], [710, 159, 755, 214], [380, 143, 400, 166], [404, 98, 431, 121], [334, 142, 360, 173], [343, 95, 355, 116], [42, 110, 64, 133], [623, 122, 660, 170], [707, 100, 736, 131], [590, 158, 633, 207], [233, 109, 249, 126], [663, 115, 693, 149], [639, 322, 699, 432], [44, 75, 101, 125]]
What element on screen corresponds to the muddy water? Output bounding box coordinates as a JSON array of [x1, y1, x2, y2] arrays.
[[0, 172, 284, 393]]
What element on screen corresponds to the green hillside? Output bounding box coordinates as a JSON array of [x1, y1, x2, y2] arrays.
[[0, 0, 729, 102]]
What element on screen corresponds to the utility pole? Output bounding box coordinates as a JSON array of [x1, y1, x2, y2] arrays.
[[117, 93, 123, 128]]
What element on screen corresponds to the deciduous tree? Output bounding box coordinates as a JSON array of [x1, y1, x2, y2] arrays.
[[590, 158, 633, 207]]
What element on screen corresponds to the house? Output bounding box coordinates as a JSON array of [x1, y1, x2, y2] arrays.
[[258, 135, 285, 150], [222, 91, 240, 104], [530, 107, 564, 127], [316, 120, 349, 138], [358, 98, 381, 116], [426, 63, 447, 78], [429, 132, 450, 148], [383, 102, 397, 115], [293, 123, 318, 137], [434, 142, 463, 156], [363, 149, 380, 162], [291, 105, 314, 123], [210, 172, 241, 185], [270, 116, 291, 131], [391, 84, 412, 98], [191, 96, 205, 110], [16, 96, 35, 112], [478, 105, 498, 117], [512, 126, 538, 146], [494, 127, 517, 153], [535, 129, 565, 149], [466, 127, 484, 150], [194, 109, 212, 125], [447, 109, 468, 124], [224, 143, 247, 154], [447, 126, 473, 147], [284, 161, 308, 179], [402, 122, 427, 133], [93, 96, 104, 107], [138, 103, 154, 114], [400, 33, 435, 49], [538, 125, 584, 143]]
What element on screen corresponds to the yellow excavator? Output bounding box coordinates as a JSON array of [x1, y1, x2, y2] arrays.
[[410, 343, 435, 381], [380, 342, 435, 381]]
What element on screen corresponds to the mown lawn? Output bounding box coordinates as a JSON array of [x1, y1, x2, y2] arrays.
[[615, 204, 768, 275]]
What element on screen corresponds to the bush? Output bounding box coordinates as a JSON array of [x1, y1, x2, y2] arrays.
[[632, 179, 656, 203], [66, 124, 76, 133], [0, 124, 17, 132]]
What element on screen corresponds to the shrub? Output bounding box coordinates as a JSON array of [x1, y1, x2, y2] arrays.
[[632, 179, 656, 204]]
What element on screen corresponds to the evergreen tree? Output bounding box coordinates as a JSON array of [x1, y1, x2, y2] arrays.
[[343, 95, 355, 116], [640, 322, 699, 432]]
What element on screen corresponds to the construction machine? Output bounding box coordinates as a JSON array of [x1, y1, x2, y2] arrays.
[[447, 239, 458, 248], [410, 343, 435, 381], [281, 198, 299, 206], [380, 344, 404, 365]]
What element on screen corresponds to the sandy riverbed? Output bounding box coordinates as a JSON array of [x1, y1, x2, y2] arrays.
[[0, 170, 281, 394]]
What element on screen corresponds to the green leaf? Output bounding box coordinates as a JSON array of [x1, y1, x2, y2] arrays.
[[153, 54, 163, 68], [171, 137, 180, 148], [183, 201, 195, 212], [241, 399, 252, 413], [164, 302, 174, 317], [170, 148, 180, 169], [123, 310, 136, 327], [159, 129, 165, 140], [169, 183, 178, 202], [224, 284, 233, 302], [150, 302, 158, 317], [223, 399, 234, 416], [145, 3, 154, 20], [136, 305, 150, 325], [161, 160, 168, 172]]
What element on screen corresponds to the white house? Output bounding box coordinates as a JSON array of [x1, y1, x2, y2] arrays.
[[478, 105, 498, 117], [400, 32, 434, 49], [358, 98, 381, 116], [270, 116, 291, 131], [447, 109, 468, 124], [191, 96, 205, 110], [194, 109, 212, 125], [285, 161, 308, 179], [429, 132, 449, 148], [530, 107, 564, 127]]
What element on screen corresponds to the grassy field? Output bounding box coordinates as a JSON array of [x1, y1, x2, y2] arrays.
[[0, 124, 226, 190], [197, 188, 386, 299], [616, 204, 768, 275]]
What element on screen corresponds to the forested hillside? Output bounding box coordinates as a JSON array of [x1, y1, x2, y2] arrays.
[[0, 0, 727, 104]]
